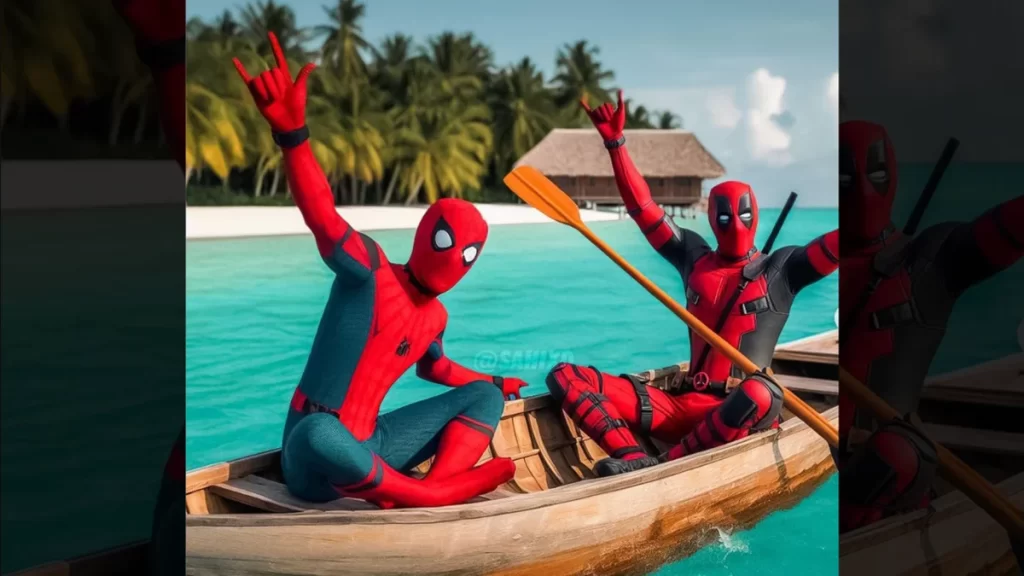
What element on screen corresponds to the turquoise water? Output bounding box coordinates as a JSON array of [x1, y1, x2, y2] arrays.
[[187, 208, 839, 574]]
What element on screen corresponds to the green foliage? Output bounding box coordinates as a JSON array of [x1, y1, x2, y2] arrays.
[[1, 0, 682, 204]]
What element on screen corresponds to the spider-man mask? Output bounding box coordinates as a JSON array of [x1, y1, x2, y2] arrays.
[[407, 199, 488, 295], [839, 121, 898, 243], [708, 181, 759, 259]]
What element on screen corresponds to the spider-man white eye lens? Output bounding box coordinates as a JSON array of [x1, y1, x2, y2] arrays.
[[430, 216, 456, 251], [462, 242, 482, 266], [718, 214, 731, 225], [433, 229, 453, 250]]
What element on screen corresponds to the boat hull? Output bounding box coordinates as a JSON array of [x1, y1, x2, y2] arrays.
[[185, 407, 837, 576]]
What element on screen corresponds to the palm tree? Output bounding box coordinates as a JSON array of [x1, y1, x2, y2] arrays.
[[422, 32, 493, 102], [397, 100, 492, 204], [165, 2, 681, 205], [488, 57, 557, 177], [624, 100, 654, 129], [238, 0, 309, 62], [655, 110, 682, 129], [552, 40, 614, 126], [315, 0, 370, 81], [185, 82, 246, 183], [19, 0, 97, 133]]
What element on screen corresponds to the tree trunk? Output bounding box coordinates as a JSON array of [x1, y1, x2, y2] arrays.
[[0, 93, 12, 135], [133, 98, 148, 144], [358, 181, 367, 205], [185, 165, 193, 184], [349, 175, 358, 205], [374, 178, 383, 204], [404, 178, 424, 206], [254, 163, 268, 197], [382, 169, 400, 205], [268, 167, 281, 196], [108, 80, 127, 145]]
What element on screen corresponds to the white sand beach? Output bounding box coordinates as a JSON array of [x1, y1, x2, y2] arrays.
[[186, 204, 622, 239]]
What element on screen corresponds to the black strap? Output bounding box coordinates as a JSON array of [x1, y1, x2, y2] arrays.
[[610, 446, 646, 459], [137, 37, 185, 70], [302, 399, 340, 419], [870, 301, 914, 330], [691, 279, 749, 374], [625, 376, 654, 435], [273, 126, 311, 149], [739, 296, 769, 315], [840, 275, 881, 343], [604, 135, 626, 149]]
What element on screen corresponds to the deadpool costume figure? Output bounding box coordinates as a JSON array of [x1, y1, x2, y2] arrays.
[[547, 91, 839, 476], [232, 34, 526, 508], [837, 120, 1024, 531]]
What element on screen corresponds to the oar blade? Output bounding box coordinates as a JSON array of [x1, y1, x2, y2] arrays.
[[503, 166, 583, 227]]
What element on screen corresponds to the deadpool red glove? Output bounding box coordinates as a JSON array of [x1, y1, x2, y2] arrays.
[[494, 376, 528, 400], [232, 32, 315, 138], [581, 90, 627, 143]]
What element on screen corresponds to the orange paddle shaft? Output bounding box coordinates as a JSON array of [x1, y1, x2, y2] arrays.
[[840, 368, 1024, 539]]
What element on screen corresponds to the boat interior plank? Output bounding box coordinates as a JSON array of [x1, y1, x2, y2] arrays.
[[922, 424, 1024, 456], [210, 475, 377, 513]]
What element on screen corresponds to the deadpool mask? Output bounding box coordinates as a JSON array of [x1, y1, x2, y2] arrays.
[[708, 181, 759, 259], [839, 121, 898, 243], [407, 199, 488, 295]]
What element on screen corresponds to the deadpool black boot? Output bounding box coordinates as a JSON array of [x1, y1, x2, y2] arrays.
[[594, 450, 661, 477]]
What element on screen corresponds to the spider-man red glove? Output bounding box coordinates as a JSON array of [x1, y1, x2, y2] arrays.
[[232, 33, 315, 137], [493, 376, 528, 401]]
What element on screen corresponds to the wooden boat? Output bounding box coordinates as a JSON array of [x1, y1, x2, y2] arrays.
[[840, 352, 1024, 575], [184, 331, 840, 576]]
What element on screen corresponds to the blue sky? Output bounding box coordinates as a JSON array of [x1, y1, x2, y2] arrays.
[[190, 0, 839, 206]]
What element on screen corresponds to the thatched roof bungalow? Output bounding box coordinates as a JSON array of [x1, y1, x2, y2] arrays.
[[514, 129, 725, 206]]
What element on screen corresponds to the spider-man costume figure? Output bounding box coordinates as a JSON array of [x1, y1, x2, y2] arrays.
[[114, 0, 185, 572], [232, 34, 525, 509], [837, 121, 1024, 531], [547, 92, 839, 477], [114, 0, 186, 569]]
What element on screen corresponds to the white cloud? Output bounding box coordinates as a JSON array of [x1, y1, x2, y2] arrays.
[[705, 88, 742, 129], [827, 72, 839, 120], [746, 68, 792, 165]]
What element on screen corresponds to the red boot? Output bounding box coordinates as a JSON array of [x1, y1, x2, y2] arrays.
[[337, 455, 515, 509], [425, 415, 495, 481]]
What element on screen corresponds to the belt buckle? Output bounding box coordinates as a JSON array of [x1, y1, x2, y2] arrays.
[[691, 372, 710, 392]]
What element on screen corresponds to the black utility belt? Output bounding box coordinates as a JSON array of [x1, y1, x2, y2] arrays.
[[669, 374, 741, 397]]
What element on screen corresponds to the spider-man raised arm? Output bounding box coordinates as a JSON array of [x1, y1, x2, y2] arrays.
[[932, 195, 1024, 295], [580, 91, 711, 279], [114, 0, 185, 172], [232, 35, 376, 280]]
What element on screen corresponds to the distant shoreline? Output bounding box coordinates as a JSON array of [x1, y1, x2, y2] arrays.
[[185, 204, 621, 239]]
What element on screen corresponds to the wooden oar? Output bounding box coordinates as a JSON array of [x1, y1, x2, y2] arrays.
[[840, 367, 1024, 540], [504, 165, 839, 448]]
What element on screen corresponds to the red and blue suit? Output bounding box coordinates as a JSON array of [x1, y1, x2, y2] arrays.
[[114, 0, 186, 571], [546, 92, 839, 477], [837, 121, 1024, 531], [232, 35, 525, 508]]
